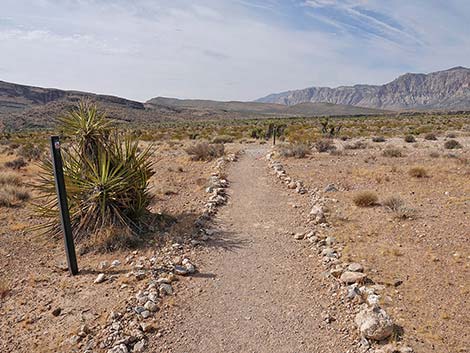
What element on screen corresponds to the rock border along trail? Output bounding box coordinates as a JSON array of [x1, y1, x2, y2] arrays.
[[150, 146, 361, 353]]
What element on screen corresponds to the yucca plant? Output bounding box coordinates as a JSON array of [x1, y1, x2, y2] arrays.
[[34, 101, 155, 243]]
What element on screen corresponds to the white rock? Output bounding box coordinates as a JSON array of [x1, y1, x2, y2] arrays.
[[144, 300, 158, 312], [294, 233, 304, 240], [108, 344, 128, 353], [132, 339, 146, 352], [99, 261, 110, 270], [340, 271, 367, 284], [355, 306, 394, 341], [348, 262, 364, 272], [111, 260, 121, 267], [159, 283, 173, 296], [94, 273, 106, 284]]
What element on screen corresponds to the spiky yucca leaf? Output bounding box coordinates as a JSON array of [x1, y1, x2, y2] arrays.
[[34, 102, 155, 242]]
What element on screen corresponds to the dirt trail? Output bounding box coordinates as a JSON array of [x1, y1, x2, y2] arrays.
[[151, 147, 356, 353]]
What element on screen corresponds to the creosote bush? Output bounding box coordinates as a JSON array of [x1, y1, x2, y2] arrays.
[[278, 143, 310, 158], [315, 139, 336, 152], [353, 191, 378, 207], [212, 135, 234, 144], [4, 157, 27, 170], [382, 196, 404, 211], [404, 135, 416, 143], [382, 148, 403, 158], [34, 101, 155, 242], [372, 136, 386, 142], [409, 167, 428, 178], [0, 171, 30, 207], [424, 133, 437, 141], [185, 142, 224, 161], [444, 139, 462, 150]]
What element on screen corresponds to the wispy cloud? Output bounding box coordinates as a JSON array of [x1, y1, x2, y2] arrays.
[[0, 0, 468, 100]]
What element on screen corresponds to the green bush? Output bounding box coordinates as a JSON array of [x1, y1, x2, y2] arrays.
[[34, 102, 155, 242]]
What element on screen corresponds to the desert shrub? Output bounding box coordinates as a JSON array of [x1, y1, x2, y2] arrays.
[[404, 135, 416, 143], [0, 172, 22, 186], [424, 133, 437, 141], [409, 167, 428, 178], [382, 148, 403, 157], [278, 143, 310, 158], [382, 196, 404, 211], [34, 101, 155, 242], [344, 141, 367, 150], [185, 142, 224, 161], [372, 136, 386, 142], [0, 172, 30, 207], [353, 191, 378, 207], [444, 139, 462, 149], [446, 132, 457, 138], [4, 157, 27, 170], [315, 139, 336, 152], [18, 143, 43, 161], [212, 135, 234, 144]]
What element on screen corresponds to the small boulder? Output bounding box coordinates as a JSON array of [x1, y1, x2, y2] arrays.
[[340, 271, 367, 284], [355, 306, 394, 341], [94, 273, 106, 284], [348, 262, 364, 273]]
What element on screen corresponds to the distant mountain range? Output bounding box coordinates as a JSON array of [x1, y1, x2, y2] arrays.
[[0, 81, 386, 131], [1, 66, 469, 131], [256, 67, 470, 110]]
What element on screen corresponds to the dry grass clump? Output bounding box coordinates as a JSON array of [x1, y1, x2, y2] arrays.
[[372, 136, 386, 142], [444, 139, 462, 150], [0, 171, 30, 207], [315, 139, 336, 152], [278, 143, 311, 158], [404, 135, 416, 143], [409, 167, 428, 178], [4, 157, 27, 170], [185, 142, 225, 161], [382, 148, 403, 157], [429, 151, 440, 158], [344, 141, 368, 150], [382, 196, 416, 219], [212, 135, 234, 144], [424, 133, 438, 141], [17, 143, 43, 161], [353, 191, 378, 207]]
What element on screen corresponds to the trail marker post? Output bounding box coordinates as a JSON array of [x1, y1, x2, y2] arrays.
[[50, 136, 78, 275], [273, 126, 277, 146]]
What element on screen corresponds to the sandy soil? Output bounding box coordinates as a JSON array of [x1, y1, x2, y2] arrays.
[[280, 136, 470, 353], [149, 146, 360, 353], [0, 142, 216, 352]]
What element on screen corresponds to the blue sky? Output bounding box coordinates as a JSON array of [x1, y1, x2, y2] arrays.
[[0, 0, 469, 101]]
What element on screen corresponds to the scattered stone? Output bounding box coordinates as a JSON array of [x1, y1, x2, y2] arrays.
[[329, 268, 343, 278], [94, 273, 106, 284], [355, 306, 394, 341], [99, 261, 110, 270], [294, 233, 304, 240], [324, 184, 338, 192], [132, 339, 146, 352], [340, 271, 367, 284], [348, 262, 364, 273], [140, 322, 157, 333], [108, 344, 129, 353], [133, 306, 145, 315], [140, 310, 151, 319], [111, 260, 121, 267], [325, 236, 336, 246], [182, 258, 196, 274], [134, 271, 146, 281], [174, 265, 188, 276], [159, 283, 173, 296], [51, 307, 62, 317], [144, 301, 158, 312]]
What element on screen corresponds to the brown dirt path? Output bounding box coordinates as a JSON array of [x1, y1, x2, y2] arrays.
[[150, 147, 357, 353]]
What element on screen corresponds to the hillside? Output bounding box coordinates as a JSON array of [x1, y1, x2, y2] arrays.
[[257, 67, 470, 110], [145, 97, 387, 116], [0, 81, 388, 131]]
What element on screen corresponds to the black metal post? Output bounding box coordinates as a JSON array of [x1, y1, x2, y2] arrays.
[[273, 126, 277, 146], [50, 136, 78, 275]]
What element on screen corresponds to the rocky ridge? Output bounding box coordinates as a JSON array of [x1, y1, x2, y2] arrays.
[[257, 67, 470, 110]]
